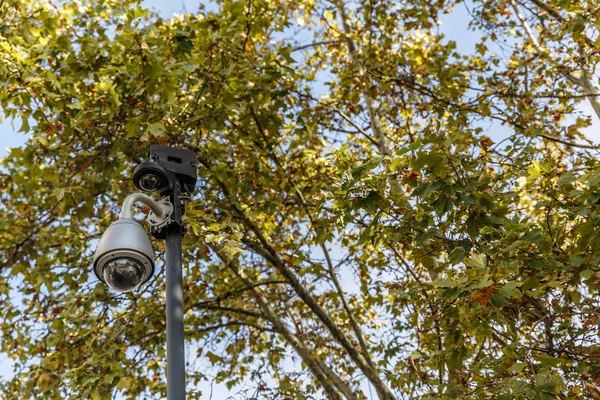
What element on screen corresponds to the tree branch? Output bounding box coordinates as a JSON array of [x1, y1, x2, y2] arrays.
[[510, 0, 600, 120], [523, 0, 595, 48], [292, 40, 342, 52], [196, 146, 390, 399], [188, 321, 277, 336], [210, 246, 358, 400], [239, 231, 393, 399], [538, 133, 597, 149], [321, 242, 377, 370], [334, 0, 403, 196], [189, 304, 264, 319], [289, 179, 378, 372]]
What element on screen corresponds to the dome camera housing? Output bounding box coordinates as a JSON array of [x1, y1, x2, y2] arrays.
[[145, 144, 197, 194], [133, 160, 170, 193], [93, 218, 155, 292]]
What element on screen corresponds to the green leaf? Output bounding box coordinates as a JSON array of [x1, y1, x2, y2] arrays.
[[223, 241, 243, 260], [355, 191, 383, 214], [498, 281, 521, 299], [581, 269, 594, 279], [557, 172, 577, 185], [18, 117, 30, 133], [351, 155, 385, 178], [490, 292, 509, 307], [206, 351, 223, 365], [431, 280, 458, 288], [464, 253, 486, 269], [148, 123, 166, 138], [508, 363, 526, 374], [117, 376, 134, 391], [55, 188, 65, 201], [37, 372, 52, 390], [535, 354, 566, 368], [95, 81, 122, 107], [449, 246, 465, 265], [105, 372, 119, 385]]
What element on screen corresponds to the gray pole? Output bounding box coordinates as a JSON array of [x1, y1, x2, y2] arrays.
[[165, 183, 185, 399]]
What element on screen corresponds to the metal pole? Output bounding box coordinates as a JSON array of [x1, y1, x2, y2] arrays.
[[165, 183, 185, 399]]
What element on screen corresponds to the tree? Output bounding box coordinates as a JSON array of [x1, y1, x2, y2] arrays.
[[1, 0, 600, 398]]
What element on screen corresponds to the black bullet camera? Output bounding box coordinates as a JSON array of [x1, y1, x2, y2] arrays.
[[133, 144, 197, 196]]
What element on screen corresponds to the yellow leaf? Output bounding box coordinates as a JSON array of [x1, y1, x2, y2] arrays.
[[528, 161, 542, 178], [117, 376, 134, 392], [37, 372, 52, 390]]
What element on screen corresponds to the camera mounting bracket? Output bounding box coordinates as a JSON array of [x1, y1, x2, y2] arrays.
[[147, 197, 173, 231]]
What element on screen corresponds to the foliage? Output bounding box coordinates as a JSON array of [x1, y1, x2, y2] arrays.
[[1, 0, 600, 398]]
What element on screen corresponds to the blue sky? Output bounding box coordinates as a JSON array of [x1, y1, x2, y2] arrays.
[[0, 1, 599, 399]]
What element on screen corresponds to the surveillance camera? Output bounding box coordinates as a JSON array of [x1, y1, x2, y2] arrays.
[[102, 257, 146, 292], [133, 145, 197, 196], [133, 160, 170, 193], [93, 218, 155, 292]]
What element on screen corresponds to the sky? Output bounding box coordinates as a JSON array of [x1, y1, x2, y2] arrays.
[[0, 1, 599, 399]]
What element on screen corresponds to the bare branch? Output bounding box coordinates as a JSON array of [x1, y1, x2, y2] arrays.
[[539, 133, 597, 150], [189, 304, 264, 319], [292, 40, 342, 52]]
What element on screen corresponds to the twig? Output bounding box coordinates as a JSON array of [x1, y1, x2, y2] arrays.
[[539, 133, 597, 150]]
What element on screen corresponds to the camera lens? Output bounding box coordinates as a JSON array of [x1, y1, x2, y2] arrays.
[[133, 160, 170, 193], [138, 173, 162, 192], [103, 257, 145, 292]]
